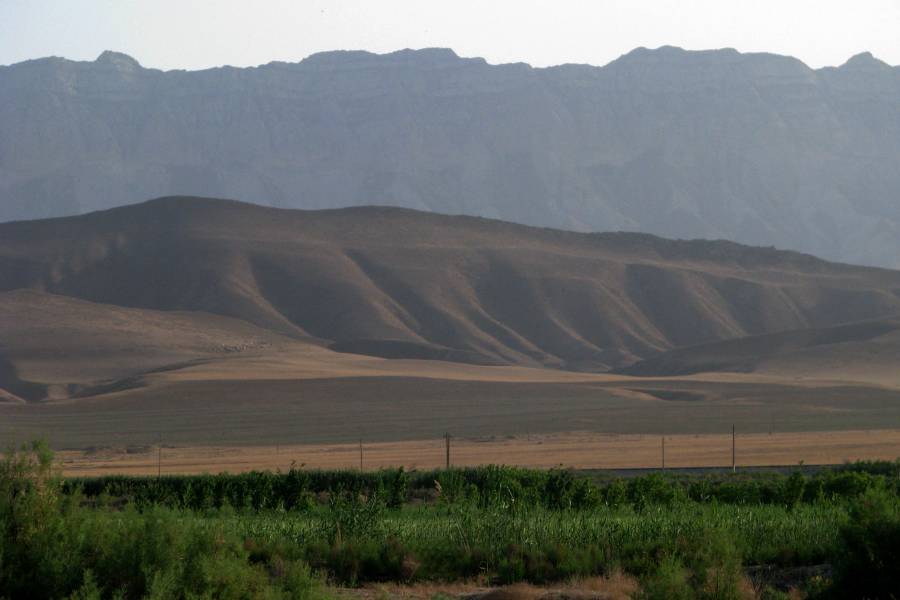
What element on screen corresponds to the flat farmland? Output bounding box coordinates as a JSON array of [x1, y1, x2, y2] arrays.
[[3, 375, 900, 447], [58, 429, 900, 476], [2, 369, 899, 475]]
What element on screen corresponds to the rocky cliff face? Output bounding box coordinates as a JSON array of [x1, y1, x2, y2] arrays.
[[2, 47, 899, 267]]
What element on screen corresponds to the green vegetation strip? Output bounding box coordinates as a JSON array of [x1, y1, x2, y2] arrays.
[[2, 442, 900, 598]]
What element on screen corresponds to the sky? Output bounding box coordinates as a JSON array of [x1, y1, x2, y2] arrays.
[[1, 0, 899, 70]]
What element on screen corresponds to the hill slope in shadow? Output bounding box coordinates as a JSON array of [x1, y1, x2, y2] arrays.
[[619, 317, 900, 386], [3, 196, 900, 377]]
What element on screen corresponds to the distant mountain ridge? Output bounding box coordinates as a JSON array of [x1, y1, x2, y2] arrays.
[[2, 196, 899, 377], [2, 47, 900, 267]]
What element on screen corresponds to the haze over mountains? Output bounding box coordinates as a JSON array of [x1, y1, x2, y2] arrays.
[[2, 196, 900, 404], [3, 47, 900, 267]]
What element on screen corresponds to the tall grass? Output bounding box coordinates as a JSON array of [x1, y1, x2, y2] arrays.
[[226, 500, 845, 580]]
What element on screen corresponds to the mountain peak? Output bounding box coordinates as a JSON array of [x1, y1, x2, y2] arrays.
[[95, 50, 141, 70], [616, 45, 740, 63], [300, 47, 479, 69], [840, 51, 890, 70], [386, 47, 461, 62]]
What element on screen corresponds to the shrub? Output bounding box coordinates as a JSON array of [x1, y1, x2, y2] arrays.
[[637, 526, 747, 600], [0, 440, 85, 597], [603, 479, 628, 508], [0, 442, 334, 599], [628, 473, 682, 509], [781, 472, 806, 507], [829, 487, 900, 598], [325, 491, 386, 543], [380, 468, 410, 509], [636, 556, 694, 600]]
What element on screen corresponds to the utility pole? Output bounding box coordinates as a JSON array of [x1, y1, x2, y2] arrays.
[[731, 425, 736, 472], [358, 439, 363, 471], [445, 433, 451, 469], [157, 432, 162, 479], [661, 436, 666, 470]]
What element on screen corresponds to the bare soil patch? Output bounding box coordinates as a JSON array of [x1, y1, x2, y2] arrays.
[[334, 574, 639, 600]]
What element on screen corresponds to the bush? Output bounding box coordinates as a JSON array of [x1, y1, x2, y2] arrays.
[[628, 473, 682, 509], [681, 527, 746, 599], [0, 440, 85, 597], [829, 487, 900, 598], [325, 491, 386, 543], [636, 556, 694, 600], [379, 468, 410, 509], [0, 442, 334, 599], [781, 472, 806, 507], [637, 526, 747, 600], [603, 479, 628, 508]]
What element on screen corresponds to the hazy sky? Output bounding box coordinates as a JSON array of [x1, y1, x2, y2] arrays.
[[2, 0, 899, 70]]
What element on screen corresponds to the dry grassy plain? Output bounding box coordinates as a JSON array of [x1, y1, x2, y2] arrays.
[[5, 358, 900, 475], [57, 429, 900, 476], [4, 373, 900, 446]]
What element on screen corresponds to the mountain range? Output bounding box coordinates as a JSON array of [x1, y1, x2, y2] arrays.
[[2, 47, 900, 267]]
